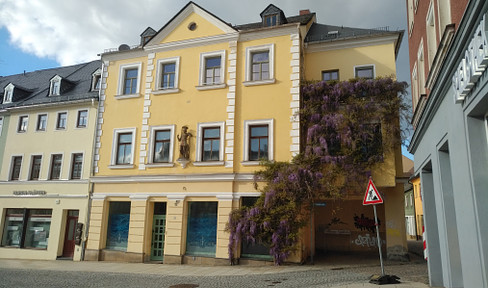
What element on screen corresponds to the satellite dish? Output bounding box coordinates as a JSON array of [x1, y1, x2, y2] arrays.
[[118, 44, 130, 51]]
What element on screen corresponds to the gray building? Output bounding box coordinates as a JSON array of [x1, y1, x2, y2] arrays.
[[408, 0, 488, 287]]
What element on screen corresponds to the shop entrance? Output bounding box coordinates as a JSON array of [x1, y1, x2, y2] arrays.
[[62, 210, 79, 258], [150, 202, 167, 261]]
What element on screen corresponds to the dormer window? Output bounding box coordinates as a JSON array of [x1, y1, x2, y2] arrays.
[[92, 69, 102, 91], [260, 4, 287, 28], [50, 75, 62, 96], [264, 14, 278, 27], [3, 83, 14, 104]]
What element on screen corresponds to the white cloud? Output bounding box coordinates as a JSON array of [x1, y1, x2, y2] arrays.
[[0, 0, 408, 68]]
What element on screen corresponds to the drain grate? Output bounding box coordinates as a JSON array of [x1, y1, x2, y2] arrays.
[[169, 284, 199, 288]]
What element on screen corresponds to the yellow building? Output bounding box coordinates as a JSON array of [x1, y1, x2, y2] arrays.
[[410, 175, 423, 238], [0, 61, 101, 261], [86, 2, 406, 264]]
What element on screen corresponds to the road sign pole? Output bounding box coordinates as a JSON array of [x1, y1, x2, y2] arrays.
[[373, 204, 385, 276]]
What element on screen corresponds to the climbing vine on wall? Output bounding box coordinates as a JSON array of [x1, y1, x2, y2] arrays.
[[226, 77, 409, 265]]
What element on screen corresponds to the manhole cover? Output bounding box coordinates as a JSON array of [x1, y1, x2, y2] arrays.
[[169, 284, 199, 288]]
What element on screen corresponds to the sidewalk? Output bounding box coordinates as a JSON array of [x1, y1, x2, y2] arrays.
[[0, 258, 430, 288]]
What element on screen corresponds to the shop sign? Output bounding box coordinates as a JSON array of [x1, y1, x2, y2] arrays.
[[13, 190, 47, 196], [452, 13, 488, 103]]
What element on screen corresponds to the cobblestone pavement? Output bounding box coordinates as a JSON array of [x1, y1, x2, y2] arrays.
[[0, 254, 429, 288]]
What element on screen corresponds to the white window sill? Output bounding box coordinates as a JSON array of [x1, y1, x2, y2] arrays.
[[193, 161, 225, 166], [146, 163, 175, 168], [243, 79, 275, 87], [241, 161, 262, 166], [196, 83, 226, 91], [108, 164, 135, 169], [152, 88, 180, 95], [114, 94, 140, 99]]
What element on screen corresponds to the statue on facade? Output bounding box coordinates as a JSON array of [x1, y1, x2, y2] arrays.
[[177, 125, 192, 161]]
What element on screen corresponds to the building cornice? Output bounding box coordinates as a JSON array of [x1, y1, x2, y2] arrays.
[[90, 173, 256, 184], [3, 97, 98, 112], [145, 33, 239, 53], [238, 23, 300, 42]]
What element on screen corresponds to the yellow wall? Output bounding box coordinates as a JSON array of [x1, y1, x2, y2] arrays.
[[411, 176, 424, 236], [162, 12, 228, 44]]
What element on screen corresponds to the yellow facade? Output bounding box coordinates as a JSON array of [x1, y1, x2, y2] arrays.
[[411, 176, 424, 237], [86, 3, 406, 264]]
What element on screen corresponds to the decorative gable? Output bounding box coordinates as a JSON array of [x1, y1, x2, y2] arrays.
[[145, 2, 237, 47], [260, 4, 287, 27]]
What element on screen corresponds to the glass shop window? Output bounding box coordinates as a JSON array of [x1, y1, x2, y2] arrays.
[[186, 202, 217, 257], [240, 197, 271, 259], [1, 208, 52, 249], [106, 202, 131, 251]]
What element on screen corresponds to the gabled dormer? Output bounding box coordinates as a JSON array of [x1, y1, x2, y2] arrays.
[[3, 83, 14, 104], [260, 4, 287, 27], [140, 27, 157, 46], [91, 68, 102, 91], [49, 75, 74, 96]]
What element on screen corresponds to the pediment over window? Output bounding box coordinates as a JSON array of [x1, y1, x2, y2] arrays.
[[260, 4, 287, 27], [49, 74, 74, 96]]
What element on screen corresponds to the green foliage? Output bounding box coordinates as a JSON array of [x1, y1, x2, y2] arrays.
[[227, 77, 409, 265]]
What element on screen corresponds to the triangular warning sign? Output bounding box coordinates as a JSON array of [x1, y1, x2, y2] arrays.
[[363, 179, 383, 205]]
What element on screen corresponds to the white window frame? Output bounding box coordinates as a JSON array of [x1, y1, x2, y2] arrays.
[[110, 128, 137, 168], [50, 75, 62, 96], [55, 111, 68, 130], [3, 83, 14, 104], [116, 63, 142, 99], [197, 50, 226, 90], [243, 44, 275, 86], [36, 113, 48, 132], [76, 109, 89, 129], [69, 152, 84, 180], [28, 154, 43, 181], [92, 68, 102, 91], [242, 119, 274, 165], [17, 115, 29, 133], [147, 124, 175, 167], [194, 121, 225, 166], [9, 154, 24, 181], [354, 64, 375, 79], [48, 152, 64, 180], [154, 57, 180, 94]]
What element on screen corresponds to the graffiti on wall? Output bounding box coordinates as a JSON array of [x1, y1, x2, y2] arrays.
[[353, 213, 380, 233], [352, 233, 386, 248]]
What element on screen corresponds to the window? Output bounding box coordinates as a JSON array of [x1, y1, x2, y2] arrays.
[[426, 1, 437, 68], [37, 114, 47, 131], [30, 155, 42, 180], [155, 57, 180, 93], [50, 76, 62, 96], [76, 110, 88, 128], [49, 154, 62, 180], [70, 153, 83, 179], [148, 125, 175, 166], [186, 202, 218, 257], [18, 116, 28, 132], [243, 119, 274, 164], [153, 130, 171, 163], [198, 51, 226, 89], [204, 57, 221, 84], [117, 63, 141, 97], [1, 208, 52, 249], [244, 44, 275, 85], [111, 128, 136, 167], [322, 70, 339, 82], [355, 65, 375, 79], [264, 14, 278, 27], [92, 69, 101, 91], [241, 197, 271, 259], [106, 202, 131, 251], [195, 122, 225, 165], [3, 84, 14, 103], [56, 112, 67, 130], [10, 156, 22, 181]]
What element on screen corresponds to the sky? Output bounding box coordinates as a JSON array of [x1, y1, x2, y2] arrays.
[[0, 0, 413, 159]]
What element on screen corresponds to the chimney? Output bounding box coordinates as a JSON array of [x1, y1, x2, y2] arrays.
[[300, 9, 310, 15]]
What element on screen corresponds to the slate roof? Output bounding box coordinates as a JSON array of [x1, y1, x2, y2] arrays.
[[234, 13, 315, 31], [305, 23, 400, 43], [0, 60, 101, 110]]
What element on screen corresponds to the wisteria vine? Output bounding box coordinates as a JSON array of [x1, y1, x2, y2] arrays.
[[226, 77, 409, 265]]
